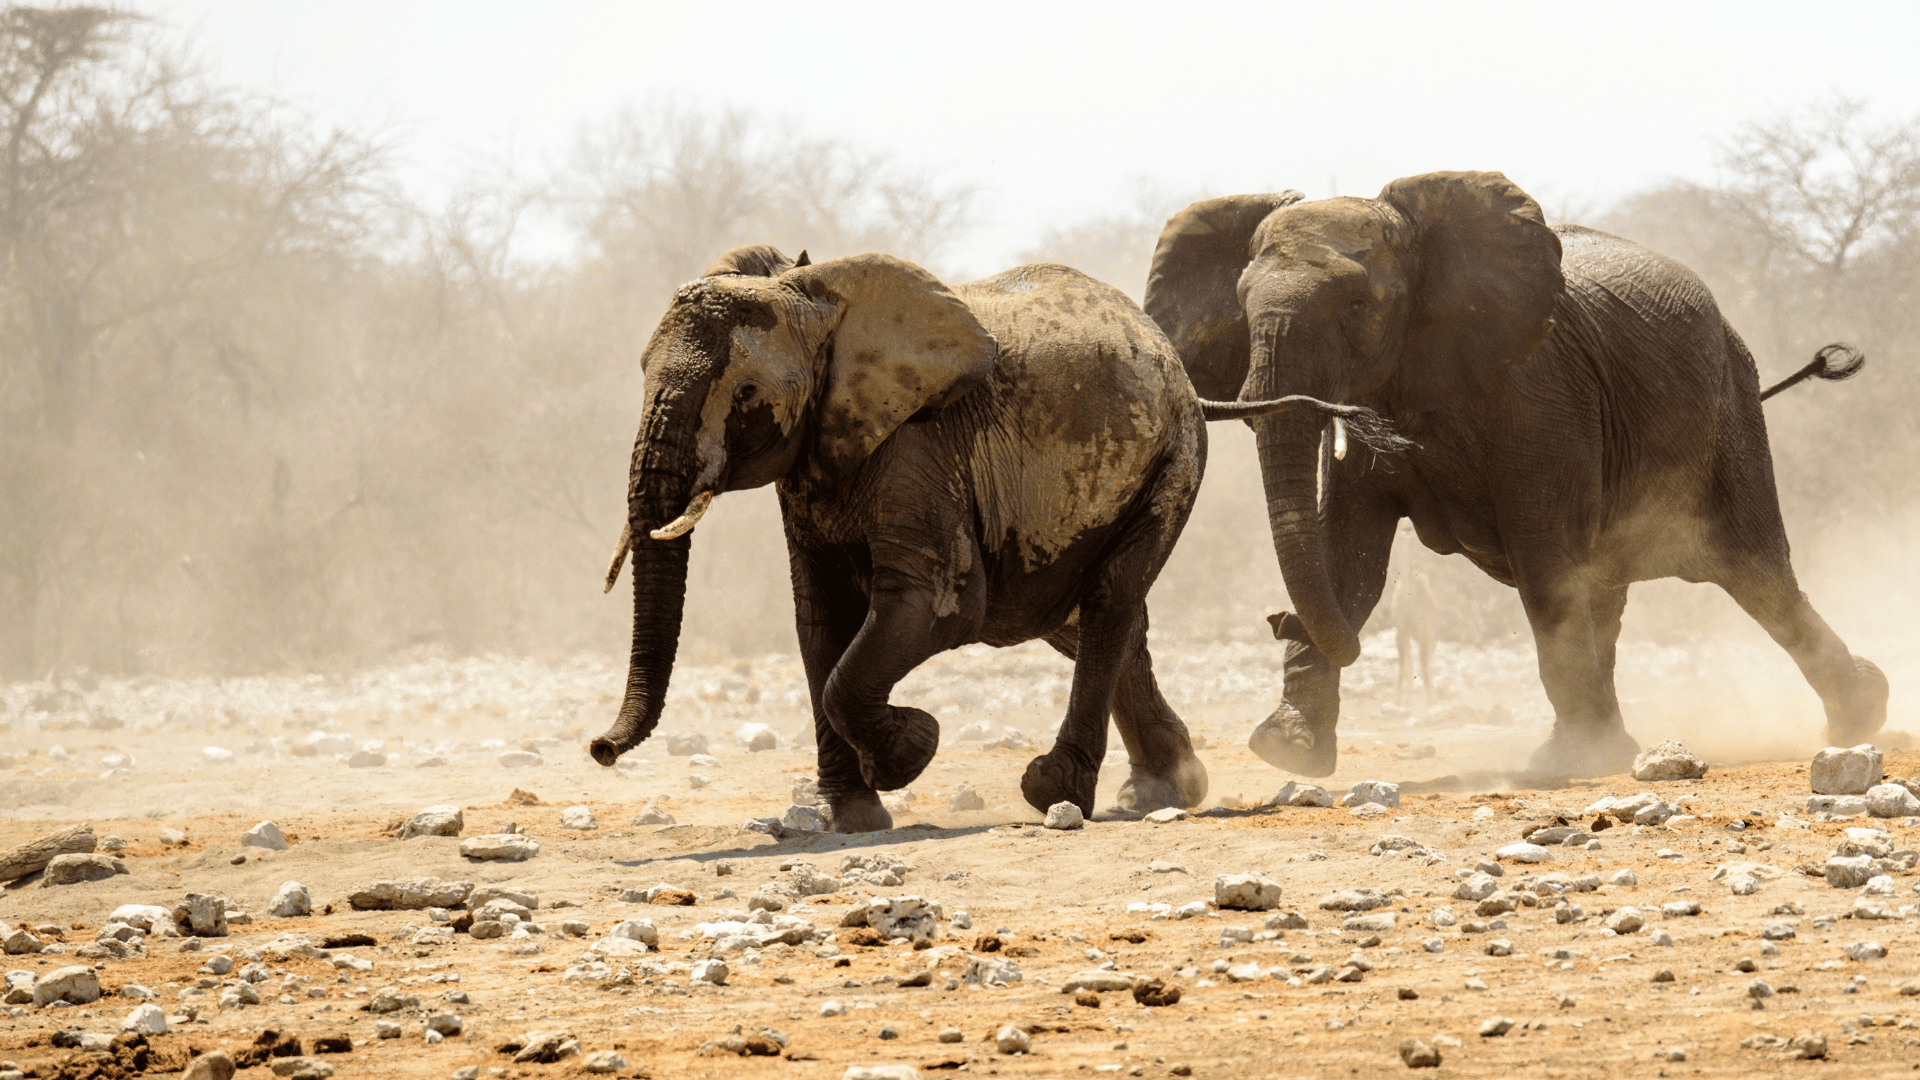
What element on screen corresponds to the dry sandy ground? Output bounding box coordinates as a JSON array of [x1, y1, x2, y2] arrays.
[[3, 636, 1920, 1079]]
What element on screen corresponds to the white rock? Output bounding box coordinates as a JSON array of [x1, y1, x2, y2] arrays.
[[843, 1067, 923, 1080], [201, 746, 236, 765], [397, 805, 464, 840], [1320, 888, 1391, 912], [560, 805, 598, 830], [122, 1001, 168, 1034], [1042, 802, 1084, 830], [964, 954, 1023, 985], [1342, 780, 1401, 809], [1272, 781, 1332, 808], [1215, 873, 1282, 911], [3, 969, 35, 1003], [995, 1024, 1031, 1054], [855, 896, 944, 942], [460, 834, 539, 861], [691, 958, 728, 985], [1807, 794, 1870, 817], [1865, 784, 1920, 818], [1058, 969, 1136, 993], [1604, 907, 1644, 934], [1143, 807, 1188, 824], [1727, 873, 1761, 896], [173, 894, 230, 937], [498, 750, 544, 769], [948, 785, 986, 812], [731, 722, 777, 752], [1494, 843, 1553, 864], [1827, 854, 1875, 888], [108, 905, 172, 933], [241, 821, 288, 851], [630, 804, 675, 826], [347, 878, 473, 910], [40, 853, 128, 886], [782, 805, 828, 833], [1631, 740, 1707, 782], [1344, 912, 1397, 932], [1845, 940, 1887, 961], [1453, 873, 1500, 901], [1810, 744, 1882, 795], [583, 1051, 631, 1074], [32, 965, 100, 1006], [268, 881, 311, 918], [1610, 869, 1638, 887], [347, 749, 387, 768]]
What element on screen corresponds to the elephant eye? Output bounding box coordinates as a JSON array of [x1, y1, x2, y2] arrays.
[[735, 382, 760, 404]]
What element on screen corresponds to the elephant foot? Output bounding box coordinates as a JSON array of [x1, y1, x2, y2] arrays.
[[1824, 655, 1891, 745], [857, 705, 941, 793], [1115, 747, 1209, 813], [1248, 702, 1338, 777], [1021, 751, 1098, 817], [828, 791, 893, 835], [1528, 722, 1639, 777]]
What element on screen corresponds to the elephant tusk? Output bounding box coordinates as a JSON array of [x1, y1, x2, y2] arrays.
[[649, 491, 714, 540], [602, 522, 631, 594], [1332, 416, 1348, 461]]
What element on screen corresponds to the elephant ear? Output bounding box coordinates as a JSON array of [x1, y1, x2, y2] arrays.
[[787, 253, 998, 483], [1380, 172, 1564, 386], [703, 244, 796, 277], [1144, 191, 1305, 399]]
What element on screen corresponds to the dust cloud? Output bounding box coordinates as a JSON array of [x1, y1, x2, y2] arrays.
[[0, 13, 1914, 803]]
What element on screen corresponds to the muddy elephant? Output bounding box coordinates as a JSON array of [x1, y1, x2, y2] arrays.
[[1143, 170, 1887, 777], [590, 245, 1394, 831]]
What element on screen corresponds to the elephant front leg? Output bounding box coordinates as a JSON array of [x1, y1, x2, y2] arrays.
[[1250, 492, 1399, 777], [788, 543, 892, 834], [1248, 638, 1344, 777], [821, 559, 980, 798]]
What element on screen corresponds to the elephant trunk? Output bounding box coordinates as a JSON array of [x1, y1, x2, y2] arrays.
[[1246, 319, 1360, 668], [590, 401, 703, 767], [1254, 412, 1359, 667]]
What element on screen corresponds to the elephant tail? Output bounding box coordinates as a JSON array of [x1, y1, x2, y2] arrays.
[[1199, 395, 1414, 456], [1761, 342, 1865, 401]]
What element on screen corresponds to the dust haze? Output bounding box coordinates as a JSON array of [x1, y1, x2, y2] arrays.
[[1, 12, 1914, 781]]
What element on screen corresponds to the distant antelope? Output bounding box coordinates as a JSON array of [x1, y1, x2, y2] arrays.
[[1389, 527, 1439, 711]]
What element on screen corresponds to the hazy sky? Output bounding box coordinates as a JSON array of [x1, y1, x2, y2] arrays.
[[154, 0, 1920, 275]]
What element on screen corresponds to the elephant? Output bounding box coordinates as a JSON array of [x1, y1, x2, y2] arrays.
[[589, 244, 1397, 831], [1142, 170, 1887, 778]]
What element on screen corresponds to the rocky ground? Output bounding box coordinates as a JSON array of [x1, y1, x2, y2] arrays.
[[2, 633, 1919, 1079]]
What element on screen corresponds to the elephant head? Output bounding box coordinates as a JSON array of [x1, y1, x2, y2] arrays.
[[589, 247, 998, 765], [1144, 172, 1563, 667]]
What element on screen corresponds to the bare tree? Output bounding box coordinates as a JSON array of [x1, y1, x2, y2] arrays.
[[1717, 95, 1920, 278], [564, 98, 977, 302], [0, 5, 392, 677]]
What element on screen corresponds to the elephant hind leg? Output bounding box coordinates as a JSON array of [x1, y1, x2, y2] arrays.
[[1049, 623, 1207, 815], [1717, 559, 1887, 744]]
